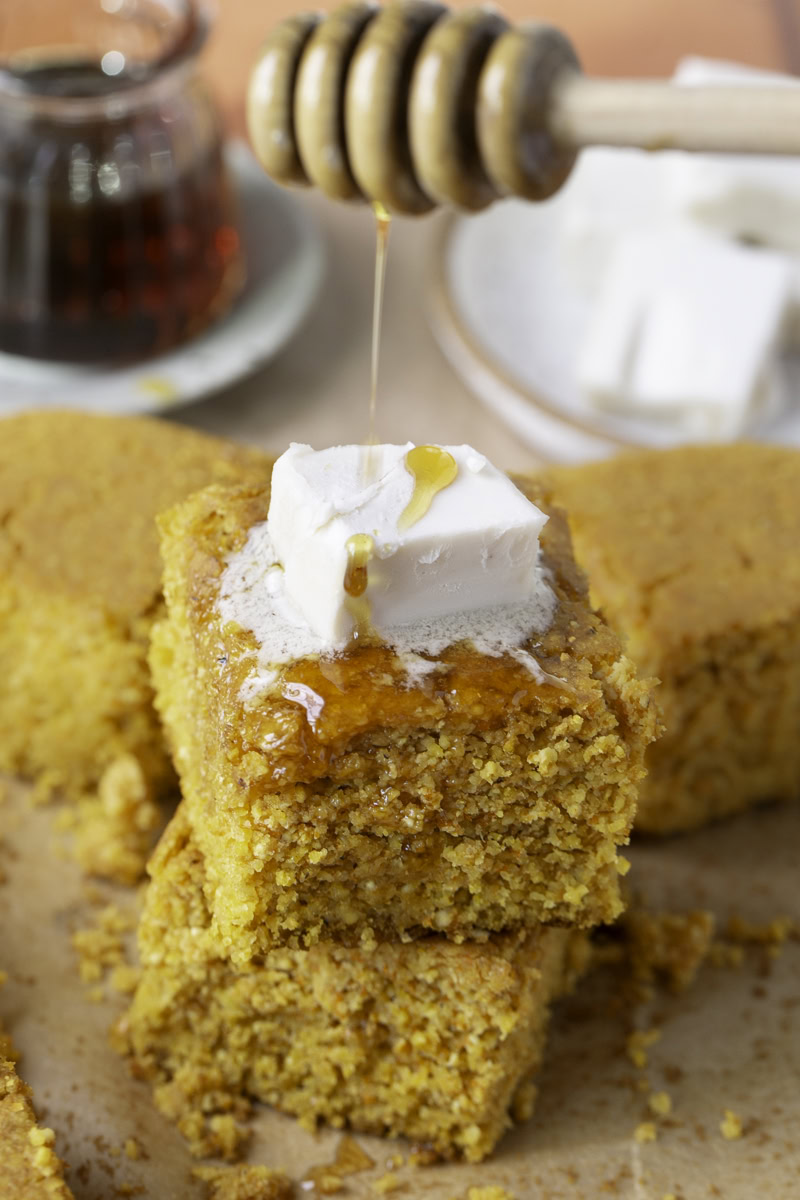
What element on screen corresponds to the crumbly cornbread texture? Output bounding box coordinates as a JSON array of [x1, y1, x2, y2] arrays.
[[123, 813, 587, 1164], [0, 410, 270, 811], [193, 1164, 294, 1200], [543, 444, 800, 833], [0, 1021, 73, 1199], [150, 477, 657, 958]]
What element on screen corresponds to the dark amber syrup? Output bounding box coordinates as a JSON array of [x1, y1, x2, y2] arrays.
[[0, 58, 243, 363]]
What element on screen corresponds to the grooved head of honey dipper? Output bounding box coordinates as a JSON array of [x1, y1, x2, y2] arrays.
[[409, 6, 509, 211], [477, 22, 581, 202], [345, 0, 447, 214], [247, 12, 321, 187], [294, 2, 379, 202]]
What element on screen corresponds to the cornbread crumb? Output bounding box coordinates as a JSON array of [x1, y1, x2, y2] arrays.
[[28, 1126, 55, 1147], [71, 901, 139, 998], [110, 965, 141, 995], [709, 943, 745, 969], [720, 1110, 743, 1140], [163, 1101, 251, 1161], [626, 1029, 662, 1070], [711, 915, 797, 968], [407, 1147, 441, 1167], [72, 755, 162, 885], [72, 905, 134, 990], [634, 1122, 657, 1144], [726, 915, 796, 946], [372, 1174, 401, 1195], [648, 1092, 672, 1117], [192, 1164, 293, 1199], [301, 1134, 375, 1191], [624, 908, 715, 994], [305, 1173, 343, 1195]]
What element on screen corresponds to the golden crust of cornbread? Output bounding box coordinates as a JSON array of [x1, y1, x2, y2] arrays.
[[122, 812, 587, 1164], [0, 410, 270, 807], [542, 444, 800, 832], [0, 1024, 73, 1199], [150, 475, 657, 958]]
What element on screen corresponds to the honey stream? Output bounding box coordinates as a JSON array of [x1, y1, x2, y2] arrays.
[[367, 201, 391, 467], [346, 203, 390, 625], [344, 208, 459, 641]]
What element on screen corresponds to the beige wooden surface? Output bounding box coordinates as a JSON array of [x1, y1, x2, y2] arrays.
[[175, 0, 798, 473]]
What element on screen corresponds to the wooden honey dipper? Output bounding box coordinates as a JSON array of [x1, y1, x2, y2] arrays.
[[247, 1, 800, 214]]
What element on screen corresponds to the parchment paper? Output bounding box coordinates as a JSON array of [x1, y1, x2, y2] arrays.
[[1, 780, 798, 1200]]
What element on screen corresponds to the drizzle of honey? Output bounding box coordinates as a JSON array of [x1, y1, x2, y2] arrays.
[[398, 445, 459, 532], [364, 200, 391, 483], [343, 532, 375, 640], [369, 201, 391, 447]]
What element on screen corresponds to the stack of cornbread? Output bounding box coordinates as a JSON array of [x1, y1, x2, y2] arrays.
[[122, 446, 658, 1161]]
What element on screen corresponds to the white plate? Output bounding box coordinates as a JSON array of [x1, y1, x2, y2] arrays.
[[0, 141, 324, 416], [430, 198, 800, 463]]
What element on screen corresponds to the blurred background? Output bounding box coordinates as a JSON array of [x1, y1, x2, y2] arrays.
[[2, 0, 800, 470], [207, 0, 799, 129]]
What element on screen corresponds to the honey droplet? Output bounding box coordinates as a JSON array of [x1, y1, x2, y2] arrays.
[[344, 533, 374, 598], [398, 445, 458, 532]]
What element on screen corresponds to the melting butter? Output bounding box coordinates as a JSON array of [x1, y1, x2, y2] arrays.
[[398, 445, 458, 532]]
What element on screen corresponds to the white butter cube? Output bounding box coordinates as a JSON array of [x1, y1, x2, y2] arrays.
[[577, 225, 792, 437], [558, 147, 667, 295], [267, 443, 548, 646], [667, 57, 800, 255]]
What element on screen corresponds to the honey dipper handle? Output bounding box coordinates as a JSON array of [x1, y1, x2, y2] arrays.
[[551, 76, 800, 156], [247, 2, 800, 214]]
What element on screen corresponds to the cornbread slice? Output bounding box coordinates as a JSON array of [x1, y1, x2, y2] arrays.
[[0, 1019, 73, 1199], [0, 410, 270, 810], [543, 443, 800, 832], [150, 475, 657, 959], [122, 812, 587, 1164]]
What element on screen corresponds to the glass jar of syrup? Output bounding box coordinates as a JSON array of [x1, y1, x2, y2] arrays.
[[0, 1, 244, 364]]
